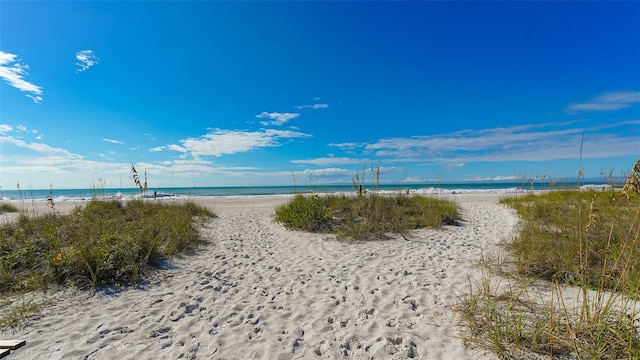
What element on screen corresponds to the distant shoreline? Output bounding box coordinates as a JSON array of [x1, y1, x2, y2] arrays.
[[0, 180, 616, 202]]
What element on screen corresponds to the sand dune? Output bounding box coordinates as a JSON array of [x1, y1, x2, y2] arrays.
[[6, 194, 516, 359]]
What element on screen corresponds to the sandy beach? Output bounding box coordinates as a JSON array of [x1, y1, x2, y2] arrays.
[[2, 194, 517, 359]]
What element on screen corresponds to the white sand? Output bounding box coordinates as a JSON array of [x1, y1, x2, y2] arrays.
[[4, 194, 517, 359]]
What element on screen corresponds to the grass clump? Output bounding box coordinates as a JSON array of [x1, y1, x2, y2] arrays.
[[458, 188, 640, 359], [0, 296, 42, 329], [458, 273, 640, 360], [275, 193, 459, 240], [501, 190, 640, 292], [0, 203, 19, 213], [0, 200, 214, 292]]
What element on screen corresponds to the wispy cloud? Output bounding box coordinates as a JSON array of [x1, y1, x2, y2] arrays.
[[0, 123, 41, 137], [566, 90, 640, 113], [301, 168, 354, 177], [0, 51, 43, 103], [1, 136, 84, 160], [172, 129, 311, 157], [294, 103, 329, 110], [0, 135, 135, 187], [102, 138, 124, 144], [0, 124, 12, 134], [1, 133, 306, 188], [402, 176, 432, 183], [291, 156, 367, 166], [150, 144, 187, 154], [256, 112, 300, 126], [328, 142, 365, 150], [76, 50, 99, 73], [291, 166, 404, 183], [466, 175, 520, 181], [333, 120, 640, 165], [168, 144, 187, 152]]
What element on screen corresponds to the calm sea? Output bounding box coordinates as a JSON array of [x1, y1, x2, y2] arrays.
[[0, 181, 614, 202]]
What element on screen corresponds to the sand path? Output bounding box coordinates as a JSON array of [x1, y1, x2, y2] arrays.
[[7, 194, 516, 359]]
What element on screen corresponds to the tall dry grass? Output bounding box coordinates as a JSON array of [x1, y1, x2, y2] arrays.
[[457, 164, 640, 359]]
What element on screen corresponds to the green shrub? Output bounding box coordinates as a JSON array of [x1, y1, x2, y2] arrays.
[[275, 193, 459, 240], [274, 195, 333, 232], [0, 200, 214, 292]]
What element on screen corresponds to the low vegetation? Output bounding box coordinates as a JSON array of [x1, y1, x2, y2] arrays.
[[275, 193, 459, 240], [0, 200, 214, 293], [501, 190, 640, 292], [458, 187, 640, 359], [0, 203, 19, 214]]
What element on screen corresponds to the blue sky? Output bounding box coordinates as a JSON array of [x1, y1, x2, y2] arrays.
[[1, 1, 639, 189]]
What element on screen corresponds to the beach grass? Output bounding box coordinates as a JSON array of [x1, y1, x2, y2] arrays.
[[0, 200, 214, 294], [458, 188, 640, 359], [275, 193, 459, 240], [501, 190, 640, 292], [0, 203, 19, 214]]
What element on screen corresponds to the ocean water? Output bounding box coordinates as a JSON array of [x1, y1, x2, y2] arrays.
[[0, 181, 613, 202]]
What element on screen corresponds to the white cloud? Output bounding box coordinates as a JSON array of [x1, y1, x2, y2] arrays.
[[294, 103, 329, 110], [446, 162, 465, 170], [328, 142, 364, 150], [356, 120, 640, 164], [294, 166, 404, 184], [566, 90, 640, 113], [1, 136, 84, 159], [256, 112, 300, 126], [402, 176, 429, 183], [76, 50, 99, 73], [0, 135, 134, 188], [467, 175, 520, 181], [149, 146, 164, 152], [16, 125, 27, 132], [0, 134, 299, 188], [291, 157, 366, 166], [132, 159, 261, 183], [302, 168, 354, 177], [102, 138, 124, 144], [0, 51, 43, 103], [168, 144, 187, 152], [0, 124, 13, 133], [179, 129, 311, 157]]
